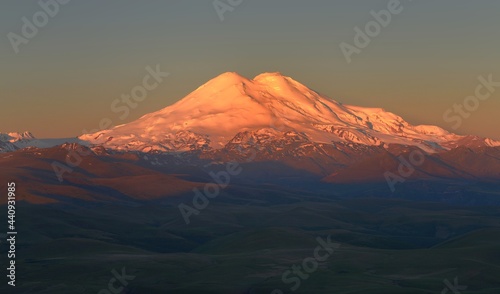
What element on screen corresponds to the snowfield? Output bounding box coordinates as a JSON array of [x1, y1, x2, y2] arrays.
[[79, 72, 500, 153]]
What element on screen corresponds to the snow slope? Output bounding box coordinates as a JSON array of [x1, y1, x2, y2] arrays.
[[79, 72, 500, 153]]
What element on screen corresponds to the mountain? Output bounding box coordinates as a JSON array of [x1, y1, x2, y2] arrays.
[[0, 131, 34, 152], [80, 72, 500, 154], [0, 132, 82, 153], [2, 72, 500, 193]]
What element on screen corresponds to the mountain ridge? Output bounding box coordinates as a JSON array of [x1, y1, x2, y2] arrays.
[[78, 72, 500, 153]]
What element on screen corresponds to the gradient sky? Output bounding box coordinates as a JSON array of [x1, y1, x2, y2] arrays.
[[1, 0, 499, 139]]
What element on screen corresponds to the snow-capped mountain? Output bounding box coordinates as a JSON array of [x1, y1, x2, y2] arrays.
[[0, 132, 82, 153], [2, 131, 36, 141], [0, 132, 34, 152], [80, 72, 500, 153], [2, 73, 500, 190]]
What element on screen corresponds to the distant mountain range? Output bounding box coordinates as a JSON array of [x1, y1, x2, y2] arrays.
[[2, 72, 500, 204], [0, 131, 80, 153]]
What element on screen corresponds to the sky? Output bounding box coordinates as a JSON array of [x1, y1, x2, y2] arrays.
[[1, 0, 499, 139]]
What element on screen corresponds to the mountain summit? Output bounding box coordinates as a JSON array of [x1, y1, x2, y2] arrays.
[[80, 72, 500, 153]]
